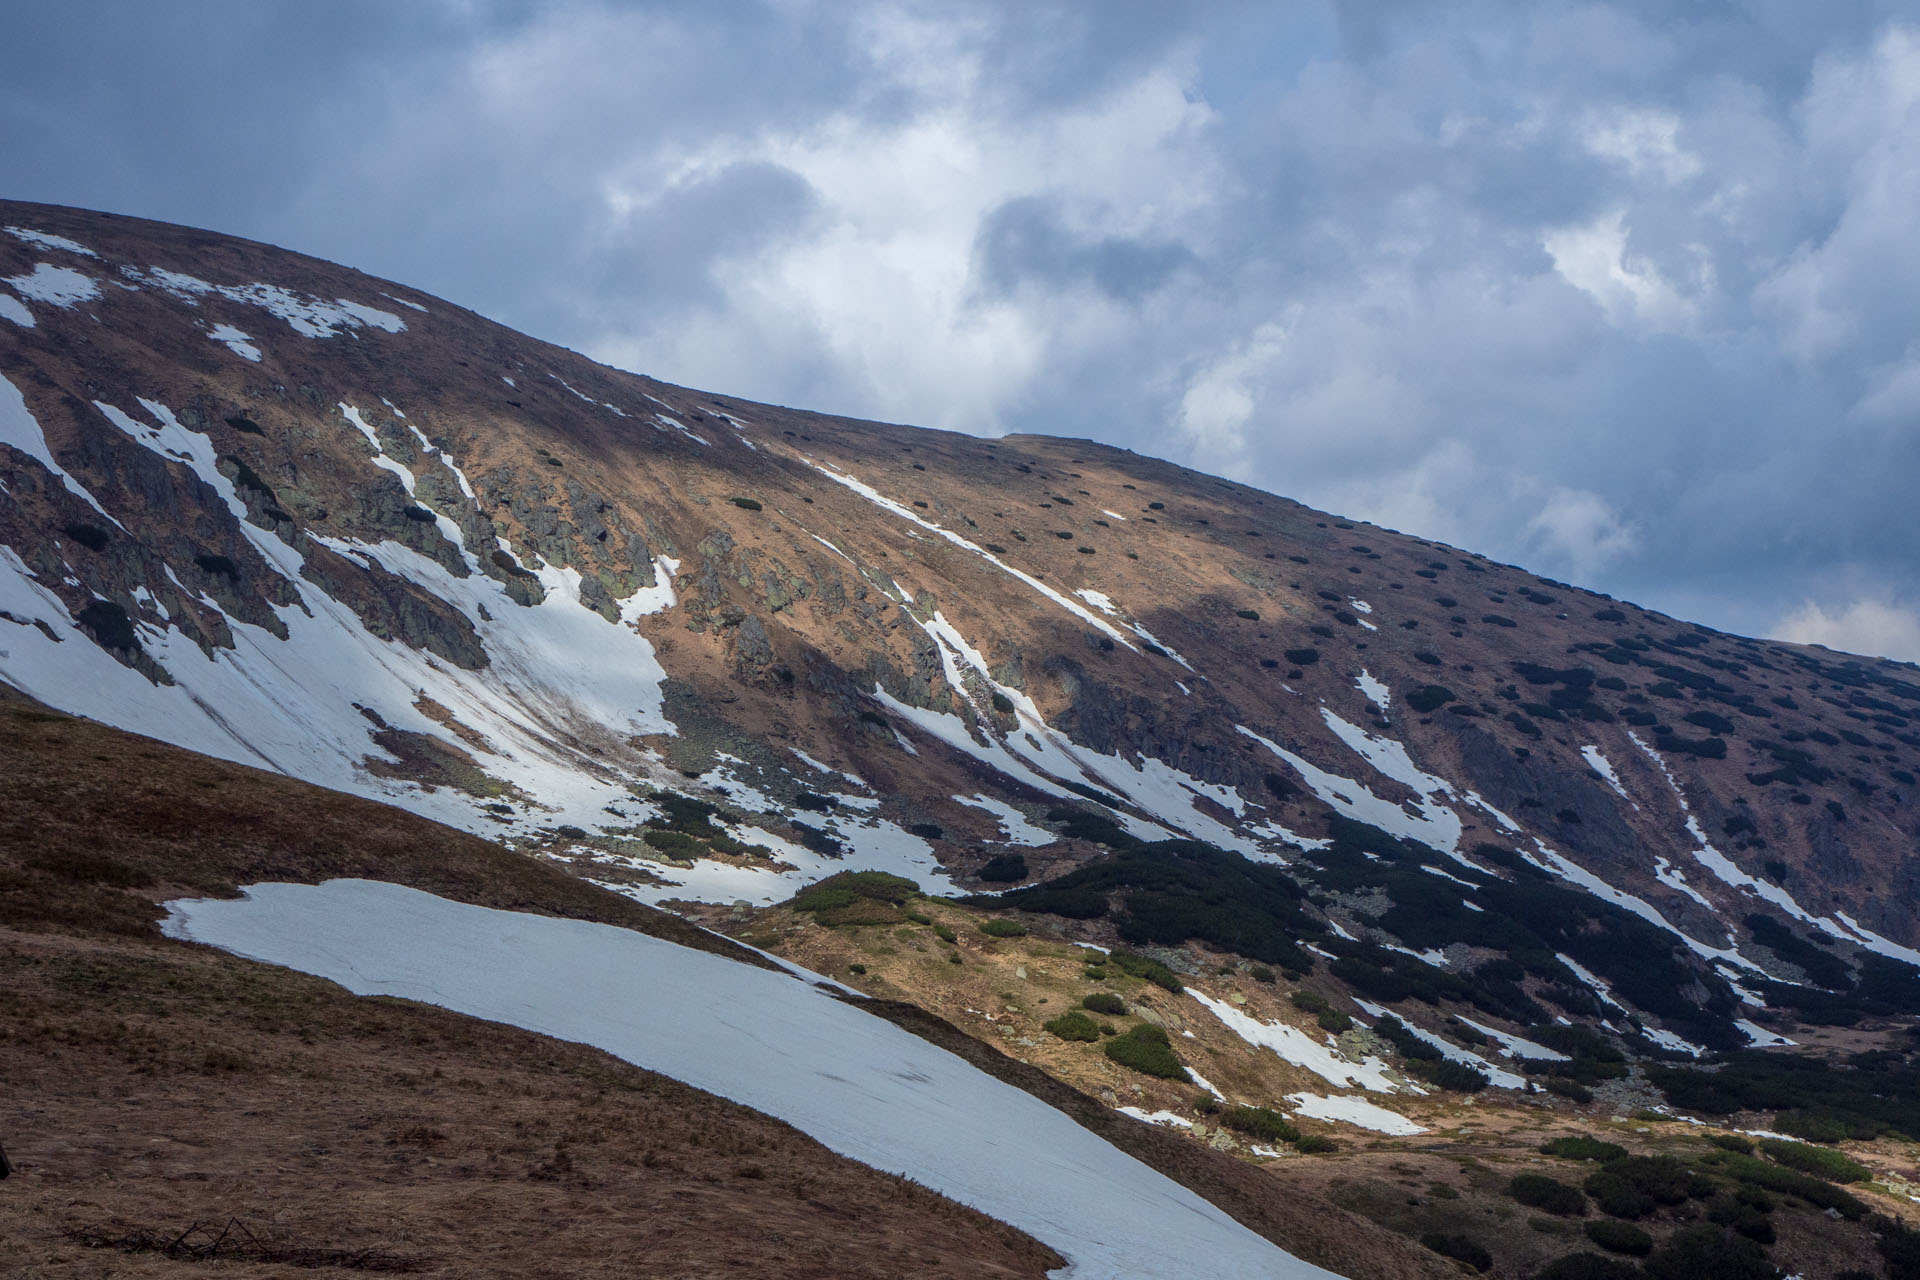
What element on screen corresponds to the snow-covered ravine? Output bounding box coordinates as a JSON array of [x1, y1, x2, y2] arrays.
[[163, 880, 1332, 1280]]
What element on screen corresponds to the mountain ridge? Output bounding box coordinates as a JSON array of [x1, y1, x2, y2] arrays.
[[10, 197, 1920, 1277]]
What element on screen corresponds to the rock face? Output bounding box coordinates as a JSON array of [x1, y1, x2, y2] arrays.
[[5, 199, 1920, 1051]]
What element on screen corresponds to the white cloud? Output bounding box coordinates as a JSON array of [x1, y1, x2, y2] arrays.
[[1543, 209, 1702, 333], [1522, 487, 1639, 581], [1582, 107, 1700, 184], [1775, 599, 1920, 666]]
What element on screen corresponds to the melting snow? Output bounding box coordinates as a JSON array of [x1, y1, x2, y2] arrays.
[[1188, 990, 1405, 1093], [1100, 509, 1127, 521], [1455, 1017, 1568, 1061], [1581, 745, 1635, 806], [1640, 1026, 1707, 1057], [0, 374, 119, 519], [6, 226, 97, 257], [163, 880, 1327, 1280], [791, 748, 866, 788], [0, 293, 33, 327], [1353, 1000, 1526, 1089], [1286, 1093, 1424, 1136], [2, 396, 692, 840], [1736, 1019, 1795, 1047], [953, 793, 1055, 846], [207, 323, 261, 362], [1237, 718, 1465, 858], [1629, 732, 1920, 968], [1555, 953, 1630, 1016], [128, 266, 404, 338], [808, 461, 1144, 652], [1355, 670, 1390, 715], [5, 263, 99, 308], [1117, 1108, 1193, 1130]]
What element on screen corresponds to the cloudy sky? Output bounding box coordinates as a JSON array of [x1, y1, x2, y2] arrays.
[[6, 1, 1920, 659]]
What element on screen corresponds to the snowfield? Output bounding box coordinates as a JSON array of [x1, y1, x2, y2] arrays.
[[164, 879, 1334, 1280]]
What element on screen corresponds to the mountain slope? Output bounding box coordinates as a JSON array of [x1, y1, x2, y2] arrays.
[[6, 199, 1920, 1044]]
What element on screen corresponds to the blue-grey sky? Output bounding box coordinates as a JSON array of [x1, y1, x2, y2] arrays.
[[6, 1, 1920, 659]]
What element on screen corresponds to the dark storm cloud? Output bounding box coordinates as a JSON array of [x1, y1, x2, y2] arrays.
[[5, 1, 1920, 658]]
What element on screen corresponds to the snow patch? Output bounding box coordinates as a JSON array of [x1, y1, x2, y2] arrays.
[[1355, 670, 1390, 715], [1580, 745, 1635, 806], [6, 226, 97, 257], [5, 263, 98, 308], [1456, 1017, 1568, 1061], [207, 323, 261, 362], [953, 793, 1055, 846], [1189, 990, 1405, 1093], [1287, 1093, 1424, 1135]]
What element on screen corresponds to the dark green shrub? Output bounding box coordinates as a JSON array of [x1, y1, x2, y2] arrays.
[[76, 600, 137, 651], [847, 963, 867, 975], [645, 829, 702, 857], [194, 552, 240, 577], [1104, 1024, 1189, 1080], [1109, 949, 1183, 992], [60, 521, 110, 550], [1421, 1234, 1492, 1272], [908, 822, 944, 840], [1543, 1136, 1629, 1162], [1582, 1220, 1652, 1256], [1221, 1105, 1299, 1143], [989, 690, 1016, 714], [1528, 1251, 1635, 1280], [1293, 1134, 1339, 1154], [1044, 1010, 1102, 1042], [402, 504, 437, 522], [1249, 964, 1276, 984], [906, 911, 933, 925], [792, 790, 837, 812], [1406, 685, 1456, 713], [1316, 1008, 1353, 1032], [1535, 1253, 1641, 1280], [224, 414, 264, 434], [1236, 609, 1260, 621], [1705, 1194, 1774, 1244], [1708, 1134, 1753, 1154], [1641, 1224, 1774, 1280], [978, 853, 1029, 883], [1758, 1137, 1868, 1183], [1715, 1153, 1866, 1217], [1289, 990, 1329, 1013], [1082, 992, 1127, 1016], [1545, 1077, 1594, 1103], [1510, 1174, 1587, 1216], [789, 870, 919, 914], [932, 923, 957, 943], [790, 821, 844, 855], [729, 496, 763, 510], [979, 918, 1028, 938], [1284, 647, 1319, 665], [1410, 1057, 1490, 1093]]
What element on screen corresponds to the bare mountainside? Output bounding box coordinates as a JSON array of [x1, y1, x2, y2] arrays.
[[6, 203, 1920, 1122]]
